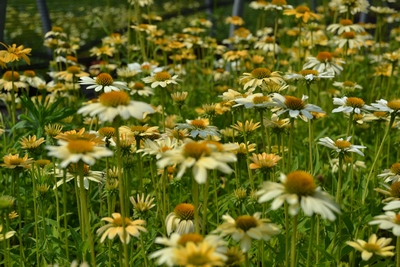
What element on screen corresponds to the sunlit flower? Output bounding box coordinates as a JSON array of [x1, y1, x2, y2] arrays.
[[303, 51, 345, 75], [333, 31, 365, 50], [1, 154, 33, 169], [20, 70, 46, 88], [283, 5, 320, 23], [257, 171, 340, 220], [0, 225, 16, 241], [346, 234, 394, 261], [97, 213, 147, 244], [176, 118, 220, 138], [369, 211, 400, 236], [0, 71, 28, 91], [254, 36, 281, 53], [0, 43, 31, 64], [137, 137, 178, 159], [46, 139, 113, 168], [369, 99, 400, 115], [173, 239, 227, 266], [130, 193, 155, 214], [142, 71, 179, 88], [89, 45, 115, 58], [225, 16, 245, 26], [233, 93, 273, 109], [166, 203, 196, 235], [157, 140, 237, 184], [231, 120, 261, 135], [327, 19, 365, 34], [332, 80, 362, 93], [56, 66, 89, 82], [53, 163, 105, 190], [214, 212, 280, 252], [239, 68, 285, 90], [332, 96, 370, 114], [271, 94, 325, 121], [79, 73, 128, 93], [77, 91, 154, 122], [249, 153, 282, 171], [378, 163, 400, 183], [19, 135, 46, 151], [318, 136, 365, 156], [128, 81, 154, 96]]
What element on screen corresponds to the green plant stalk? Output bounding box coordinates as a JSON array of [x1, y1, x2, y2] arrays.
[[336, 154, 344, 204], [15, 171, 25, 265], [202, 173, 211, 235], [74, 176, 83, 238], [362, 114, 396, 204], [306, 216, 315, 267], [245, 252, 250, 267], [78, 161, 96, 266], [114, 119, 129, 267], [346, 113, 353, 137], [290, 214, 298, 267], [308, 120, 314, 175], [213, 170, 220, 225], [316, 216, 320, 263], [285, 203, 290, 267], [161, 168, 168, 234], [32, 165, 40, 265], [240, 107, 254, 189], [160, 88, 166, 133], [52, 161, 61, 239], [140, 234, 148, 267], [259, 109, 266, 151], [62, 169, 69, 261], [10, 63, 16, 128], [193, 180, 200, 234], [397, 236, 400, 267], [287, 118, 295, 173], [1, 212, 10, 266], [136, 138, 144, 192]]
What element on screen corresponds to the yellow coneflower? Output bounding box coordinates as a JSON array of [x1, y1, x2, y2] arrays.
[[0, 71, 28, 91], [283, 5, 320, 23], [225, 16, 245, 26], [1, 154, 33, 169], [249, 153, 282, 171], [346, 234, 394, 261], [0, 42, 31, 64], [19, 135, 46, 151], [231, 120, 261, 134]]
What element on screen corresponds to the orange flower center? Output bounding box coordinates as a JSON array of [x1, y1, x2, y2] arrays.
[[183, 142, 211, 160], [285, 171, 316, 196], [190, 119, 207, 129], [96, 73, 114, 86], [284, 95, 305, 110], [174, 203, 195, 220], [334, 140, 351, 149], [339, 19, 353, 26], [300, 70, 319, 76], [133, 82, 145, 90], [391, 163, 400, 175], [98, 127, 115, 138], [235, 215, 258, 231], [113, 216, 132, 226], [390, 182, 400, 198], [251, 68, 271, 79], [342, 31, 356, 39], [295, 6, 310, 14], [265, 37, 275, 43], [51, 26, 63, 32], [178, 233, 204, 246], [316, 52, 333, 62], [271, 0, 287, 5], [9, 158, 24, 165], [346, 97, 364, 108], [35, 159, 51, 167], [67, 66, 81, 74], [387, 100, 400, 111], [23, 70, 36, 77], [3, 71, 20, 81], [99, 91, 130, 107], [253, 95, 270, 104], [373, 111, 388, 118], [395, 214, 400, 224], [342, 81, 355, 87], [67, 140, 95, 154], [363, 243, 380, 253], [154, 71, 172, 82]]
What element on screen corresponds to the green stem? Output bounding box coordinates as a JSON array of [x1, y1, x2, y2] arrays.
[[308, 120, 314, 175], [285, 203, 290, 267], [259, 109, 266, 152], [362, 114, 396, 204], [396, 236, 400, 267], [290, 215, 298, 267], [140, 235, 148, 267], [202, 175, 211, 235], [32, 166, 40, 265], [240, 107, 254, 189], [287, 118, 295, 172], [306, 216, 315, 267], [192, 181, 200, 234], [336, 154, 343, 204], [62, 169, 69, 261]]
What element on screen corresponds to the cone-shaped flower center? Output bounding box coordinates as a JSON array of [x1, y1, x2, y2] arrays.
[[391, 163, 400, 175], [265, 37, 275, 43], [334, 140, 351, 149], [390, 182, 400, 198], [3, 71, 20, 81], [387, 100, 400, 111], [296, 6, 310, 13], [154, 71, 172, 81], [285, 171, 316, 196], [373, 111, 388, 118], [300, 69, 319, 76], [253, 96, 270, 104], [96, 73, 114, 86], [99, 91, 130, 107], [342, 81, 355, 87], [235, 215, 258, 231], [316, 52, 333, 62], [271, 0, 287, 5], [190, 119, 207, 129], [395, 214, 400, 224], [178, 233, 204, 246], [284, 95, 305, 110], [98, 127, 115, 138], [113, 216, 132, 226], [67, 66, 81, 74], [346, 97, 364, 108], [130, 126, 148, 133], [67, 140, 94, 154], [174, 203, 195, 220], [342, 31, 356, 39], [363, 243, 380, 253], [133, 82, 145, 90], [183, 142, 211, 160], [339, 19, 353, 26], [251, 68, 271, 79], [9, 158, 24, 165], [23, 70, 36, 77]]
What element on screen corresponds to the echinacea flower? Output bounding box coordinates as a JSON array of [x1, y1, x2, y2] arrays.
[[332, 96, 370, 114], [213, 212, 280, 252], [249, 153, 282, 171], [378, 163, 400, 183], [303, 51, 345, 76], [369, 99, 400, 115], [233, 93, 273, 109], [79, 73, 129, 93], [1, 153, 33, 169], [283, 5, 320, 23], [326, 19, 365, 35], [239, 68, 285, 90], [0, 71, 28, 91], [369, 211, 400, 236], [157, 140, 237, 184], [318, 136, 366, 156], [130, 193, 155, 214], [0, 225, 16, 241], [142, 71, 179, 88], [0, 42, 31, 64], [96, 213, 147, 244], [271, 94, 325, 121], [257, 171, 340, 220], [284, 69, 334, 83], [77, 91, 154, 122], [176, 118, 220, 138], [46, 139, 113, 168], [53, 163, 105, 190], [346, 234, 394, 261], [166, 203, 196, 235], [173, 239, 227, 266]]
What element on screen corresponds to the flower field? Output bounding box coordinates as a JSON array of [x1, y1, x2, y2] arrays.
[[1, 0, 400, 266]]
